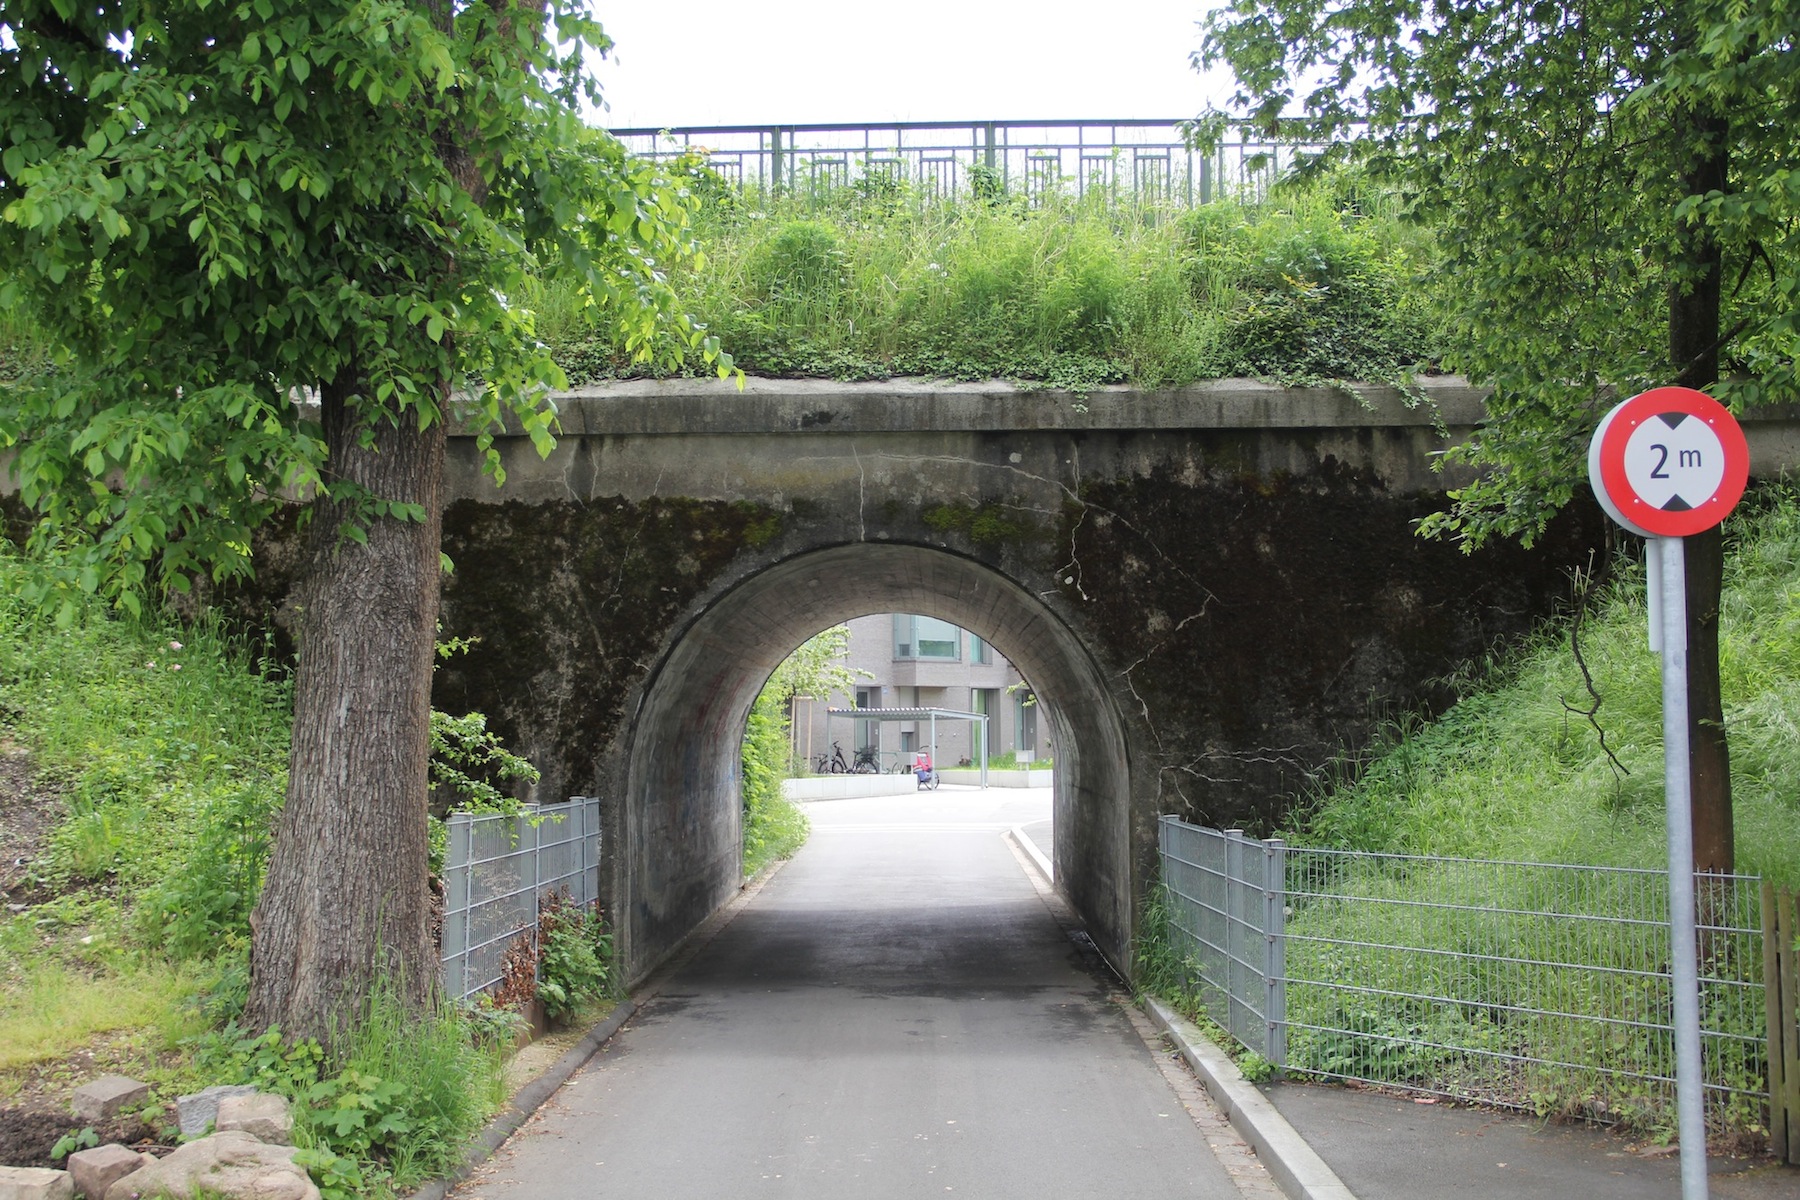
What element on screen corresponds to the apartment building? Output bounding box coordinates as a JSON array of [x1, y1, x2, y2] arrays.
[[788, 614, 1049, 772]]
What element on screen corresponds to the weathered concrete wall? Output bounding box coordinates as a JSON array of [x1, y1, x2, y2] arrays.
[[426, 377, 1613, 983]]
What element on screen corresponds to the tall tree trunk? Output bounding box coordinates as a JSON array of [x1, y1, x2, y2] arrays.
[[246, 378, 445, 1044], [1669, 88, 1733, 875]]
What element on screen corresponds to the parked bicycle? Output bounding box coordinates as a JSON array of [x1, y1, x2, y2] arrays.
[[850, 745, 880, 774], [814, 742, 852, 774]]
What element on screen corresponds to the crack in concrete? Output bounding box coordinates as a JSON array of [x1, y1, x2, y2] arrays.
[[852, 442, 866, 541], [1160, 744, 1313, 790]]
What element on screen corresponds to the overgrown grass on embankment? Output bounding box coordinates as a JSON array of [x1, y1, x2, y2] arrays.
[[3, 175, 1442, 395], [0, 555, 528, 1196], [528, 172, 1443, 392], [1140, 486, 1800, 1143], [1293, 484, 1800, 883]]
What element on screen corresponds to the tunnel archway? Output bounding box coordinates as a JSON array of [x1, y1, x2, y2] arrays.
[[614, 542, 1133, 983]]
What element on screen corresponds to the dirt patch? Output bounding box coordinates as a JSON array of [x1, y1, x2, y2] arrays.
[[0, 1106, 163, 1170], [0, 1032, 185, 1168], [0, 737, 61, 902]]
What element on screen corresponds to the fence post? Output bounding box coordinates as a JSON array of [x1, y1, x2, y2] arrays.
[[447, 812, 474, 1000], [1224, 829, 1246, 1051], [1767, 882, 1798, 1164], [1264, 837, 1287, 1072]]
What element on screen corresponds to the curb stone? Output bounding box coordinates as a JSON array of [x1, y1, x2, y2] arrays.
[[405, 855, 795, 1200], [1143, 996, 1358, 1200]]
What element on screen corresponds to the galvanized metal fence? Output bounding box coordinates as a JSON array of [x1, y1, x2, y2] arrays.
[[1159, 817, 1769, 1135], [611, 119, 1331, 207], [439, 796, 601, 1003]]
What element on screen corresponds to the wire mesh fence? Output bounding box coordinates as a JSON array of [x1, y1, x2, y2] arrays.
[[1158, 816, 1769, 1136], [611, 119, 1332, 208], [1158, 822, 1286, 1063], [439, 796, 601, 1003]]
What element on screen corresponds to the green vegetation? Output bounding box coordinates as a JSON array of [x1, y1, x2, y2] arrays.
[[739, 627, 868, 877], [1292, 486, 1800, 884], [0, 170, 1441, 396], [0, 550, 602, 1191], [984, 751, 1054, 771], [532, 171, 1441, 392], [0, 0, 733, 1045], [191, 984, 507, 1199], [741, 698, 810, 879], [532, 891, 616, 1023], [1139, 488, 1800, 1139]]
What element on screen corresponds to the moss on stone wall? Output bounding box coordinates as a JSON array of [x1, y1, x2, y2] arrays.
[[922, 502, 1027, 544], [432, 496, 784, 804], [1060, 456, 1600, 832]]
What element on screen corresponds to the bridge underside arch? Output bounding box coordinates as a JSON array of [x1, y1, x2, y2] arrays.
[[615, 542, 1131, 982]]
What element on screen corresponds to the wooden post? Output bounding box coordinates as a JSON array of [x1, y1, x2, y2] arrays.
[[1766, 883, 1798, 1163]]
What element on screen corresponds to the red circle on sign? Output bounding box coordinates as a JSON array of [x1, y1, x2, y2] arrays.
[[1594, 387, 1748, 538]]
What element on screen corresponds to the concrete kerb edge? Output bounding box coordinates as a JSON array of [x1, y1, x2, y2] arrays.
[[1142, 996, 1358, 1200], [1006, 825, 1053, 884], [407, 856, 795, 1200]]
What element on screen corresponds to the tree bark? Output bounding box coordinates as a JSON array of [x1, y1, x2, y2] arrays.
[[246, 378, 445, 1044], [1668, 87, 1734, 875]]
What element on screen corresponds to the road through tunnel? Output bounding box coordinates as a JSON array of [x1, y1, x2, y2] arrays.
[[618, 543, 1132, 985]]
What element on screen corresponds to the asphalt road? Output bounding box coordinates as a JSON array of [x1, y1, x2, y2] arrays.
[[453, 788, 1256, 1199]]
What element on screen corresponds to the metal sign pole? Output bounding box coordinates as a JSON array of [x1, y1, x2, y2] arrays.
[[1656, 535, 1710, 1200]]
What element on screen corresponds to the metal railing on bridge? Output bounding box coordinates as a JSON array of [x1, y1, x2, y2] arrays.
[[610, 119, 1332, 207], [1158, 817, 1771, 1138]]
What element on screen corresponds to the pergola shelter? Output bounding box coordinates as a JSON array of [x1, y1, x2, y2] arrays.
[[823, 706, 990, 787]]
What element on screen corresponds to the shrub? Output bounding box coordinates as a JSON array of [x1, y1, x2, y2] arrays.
[[533, 891, 614, 1022]]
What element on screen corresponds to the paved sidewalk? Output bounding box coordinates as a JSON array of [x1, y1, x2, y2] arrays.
[[1266, 1081, 1799, 1200]]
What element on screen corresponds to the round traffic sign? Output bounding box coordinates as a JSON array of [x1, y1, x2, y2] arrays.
[[1587, 387, 1748, 538]]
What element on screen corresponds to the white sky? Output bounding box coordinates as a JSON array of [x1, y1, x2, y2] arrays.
[[588, 1, 1236, 130]]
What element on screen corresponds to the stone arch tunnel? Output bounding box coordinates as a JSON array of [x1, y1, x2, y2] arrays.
[[423, 376, 1738, 982], [620, 543, 1134, 981]]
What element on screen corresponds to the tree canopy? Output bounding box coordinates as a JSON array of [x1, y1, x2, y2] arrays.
[[1199, 0, 1798, 873], [0, 0, 726, 611], [1, 0, 730, 1039], [1200, 0, 1798, 546]]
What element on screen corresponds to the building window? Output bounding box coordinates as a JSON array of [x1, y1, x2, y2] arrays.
[[970, 633, 991, 665], [1016, 690, 1037, 757], [892, 614, 962, 660]]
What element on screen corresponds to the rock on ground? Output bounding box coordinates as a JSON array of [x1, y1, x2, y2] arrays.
[[0, 1164, 74, 1200], [66, 1144, 147, 1200], [69, 1079, 148, 1126], [174, 1086, 258, 1139], [101, 1131, 317, 1200], [213, 1094, 291, 1147]]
